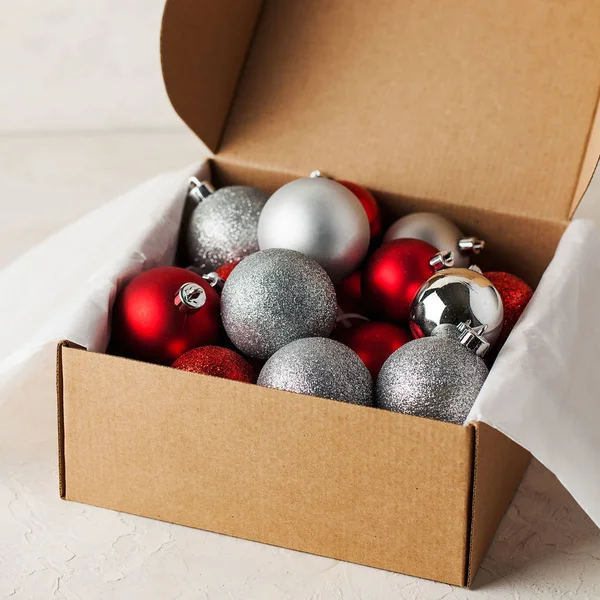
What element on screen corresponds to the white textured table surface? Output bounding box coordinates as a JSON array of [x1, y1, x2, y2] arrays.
[[1, 1, 599, 598]]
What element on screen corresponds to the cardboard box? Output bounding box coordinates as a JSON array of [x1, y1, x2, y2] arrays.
[[57, 0, 600, 587]]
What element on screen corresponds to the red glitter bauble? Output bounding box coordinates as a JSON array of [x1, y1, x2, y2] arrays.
[[336, 270, 363, 314], [338, 180, 381, 239], [172, 346, 254, 383], [111, 267, 221, 365], [485, 271, 533, 346], [362, 238, 441, 323], [215, 261, 240, 281], [333, 320, 410, 378]]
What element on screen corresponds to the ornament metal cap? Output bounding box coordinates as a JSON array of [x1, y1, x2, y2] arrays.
[[309, 169, 333, 179], [202, 271, 225, 292], [174, 282, 207, 313], [187, 177, 215, 204], [458, 236, 486, 254], [429, 250, 455, 271], [457, 321, 490, 357], [468, 264, 483, 274]]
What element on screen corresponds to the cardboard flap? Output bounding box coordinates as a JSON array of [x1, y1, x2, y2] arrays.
[[160, 0, 263, 153], [162, 0, 600, 222]]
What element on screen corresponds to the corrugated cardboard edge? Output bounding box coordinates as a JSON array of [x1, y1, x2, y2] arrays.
[[56, 340, 86, 499], [571, 84, 600, 217], [465, 422, 531, 588]]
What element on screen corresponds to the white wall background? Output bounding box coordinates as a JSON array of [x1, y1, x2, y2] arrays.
[[0, 0, 204, 268]]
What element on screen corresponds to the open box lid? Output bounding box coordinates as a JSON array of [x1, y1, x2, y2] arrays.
[[161, 0, 600, 224]]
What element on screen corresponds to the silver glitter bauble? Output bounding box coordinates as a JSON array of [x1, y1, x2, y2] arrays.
[[376, 336, 488, 424], [221, 248, 338, 359], [185, 180, 268, 273], [257, 177, 370, 282], [410, 267, 504, 346], [383, 212, 484, 268], [258, 337, 373, 406]]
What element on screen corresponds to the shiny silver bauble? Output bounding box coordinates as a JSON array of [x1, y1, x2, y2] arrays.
[[409, 267, 503, 346], [258, 177, 370, 282], [383, 212, 479, 268], [186, 182, 268, 273], [221, 248, 338, 359], [258, 337, 373, 406], [376, 336, 488, 424]]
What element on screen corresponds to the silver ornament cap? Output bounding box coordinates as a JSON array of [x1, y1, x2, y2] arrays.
[[383, 212, 484, 268], [185, 181, 269, 273], [456, 321, 490, 357], [258, 337, 373, 406], [257, 177, 370, 282], [409, 267, 504, 346], [221, 248, 338, 359], [174, 282, 207, 313], [376, 336, 488, 424]]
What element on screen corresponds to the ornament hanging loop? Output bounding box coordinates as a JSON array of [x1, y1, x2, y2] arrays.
[[457, 321, 490, 357], [174, 282, 207, 313], [458, 237, 485, 254], [429, 250, 454, 271], [187, 177, 215, 204]]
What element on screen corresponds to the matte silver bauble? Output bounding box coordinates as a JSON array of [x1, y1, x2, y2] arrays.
[[383, 212, 484, 268], [257, 177, 370, 282], [376, 334, 488, 424], [186, 179, 268, 273], [258, 337, 373, 406], [409, 267, 503, 346], [221, 248, 338, 359]]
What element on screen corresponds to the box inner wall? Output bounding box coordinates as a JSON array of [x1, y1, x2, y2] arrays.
[[210, 158, 566, 285]]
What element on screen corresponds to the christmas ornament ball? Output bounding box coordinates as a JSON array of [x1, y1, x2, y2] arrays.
[[336, 270, 363, 314], [484, 271, 533, 345], [362, 238, 451, 322], [258, 177, 370, 282], [384, 212, 484, 269], [215, 261, 240, 281], [376, 336, 488, 424], [333, 321, 411, 378], [338, 180, 381, 239], [257, 337, 373, 406], [172, 346, 254, 383], [221, 248, 338, 359], [186, 181, 268, 272], [111, 267, 221, 365], [410, 267, 504, 346]]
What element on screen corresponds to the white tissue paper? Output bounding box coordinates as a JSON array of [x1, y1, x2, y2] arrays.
[[0, 162, 206, 388], [0, 161, 599, 532], [468, 218, 600, 527]]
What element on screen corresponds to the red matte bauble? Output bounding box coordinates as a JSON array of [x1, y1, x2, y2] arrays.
[[111, 266, 221, 365], [333, 321, 411, 378], [215, 261, 240, 281], [484, 271, 533, 346], [338, 180, 381, 239], [362, 238, 441, 322], [336, 270, 363, 314], [332, 313, 370, 337], [172, 345, 254, 383]]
